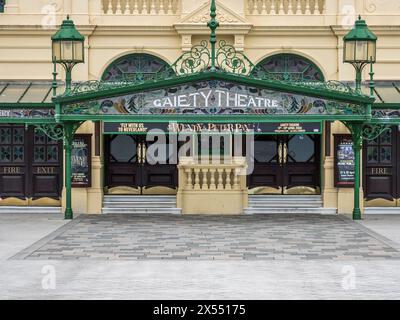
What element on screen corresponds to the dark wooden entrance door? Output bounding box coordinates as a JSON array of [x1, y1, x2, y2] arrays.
[[105, 135, 178, 194], [0, 125, 62, 203], [364, 126, 400, 206], [248, 135, 320, 194]]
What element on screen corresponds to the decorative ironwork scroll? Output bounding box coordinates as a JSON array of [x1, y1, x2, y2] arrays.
[[0, 108, 55, 119], [34, 124, 64, 141], [362, 124, 392, 141]]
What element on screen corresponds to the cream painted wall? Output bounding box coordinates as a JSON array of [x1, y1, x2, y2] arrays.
[[1, 0, 400, 214]]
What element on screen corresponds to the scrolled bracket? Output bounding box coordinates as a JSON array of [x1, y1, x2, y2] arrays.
[[34, 123, 65, 142], [361, 123, 392, 141]]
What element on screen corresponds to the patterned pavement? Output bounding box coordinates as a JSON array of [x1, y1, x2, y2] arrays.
[[14, 214, 400, 261]]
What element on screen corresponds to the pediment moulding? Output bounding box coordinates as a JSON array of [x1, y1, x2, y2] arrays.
[[175, 1, 251, 52]]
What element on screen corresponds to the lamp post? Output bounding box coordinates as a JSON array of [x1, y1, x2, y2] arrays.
[[51, 15, 85, 94], [343, 16, 377, 220], [343, 16, 377, 92], [51, 16, 85, 220]]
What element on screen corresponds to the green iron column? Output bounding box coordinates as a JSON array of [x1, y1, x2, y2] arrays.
[[352, 123, 363, 220], [63, 122, 74, 220]]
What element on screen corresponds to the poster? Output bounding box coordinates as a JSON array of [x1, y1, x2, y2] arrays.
[[71, 134, 92, 188], [334, 135, 355, 187]]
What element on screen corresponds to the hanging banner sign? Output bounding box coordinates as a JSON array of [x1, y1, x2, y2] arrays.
[[104, 122, 322, 135], [334, 134, 355, 187], [71, 134, 92, 188]]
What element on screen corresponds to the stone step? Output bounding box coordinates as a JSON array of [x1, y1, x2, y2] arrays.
[[103, 196, 176, 202], [0, 206, 62, 214], [103, 201, 176, 208], [244, 207, 337, 215], [248, 203, 323, 208], [365, 207, 400, 215], [102, 208, 182, 215]]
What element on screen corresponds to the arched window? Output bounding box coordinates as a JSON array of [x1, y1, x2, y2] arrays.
[[102, 53, 173, 81], [252, 54, 324, 82]]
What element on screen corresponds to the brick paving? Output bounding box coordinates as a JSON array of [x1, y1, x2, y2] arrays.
[[15, 214, 400, 261]]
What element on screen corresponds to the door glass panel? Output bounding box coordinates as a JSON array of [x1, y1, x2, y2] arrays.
[[0, 128, 11, 144], [34, 146, 46, 162], [110, 135, 137, 163], [13, 128, 24, 144], [288, 135, 314, 163], [13, 146, 24, 162], [380, 146, 392, 163], [367, 146, 379, 163], [0, 146, 11, 162], [380, 130, 392, 144], [254, 140, 277, 163]]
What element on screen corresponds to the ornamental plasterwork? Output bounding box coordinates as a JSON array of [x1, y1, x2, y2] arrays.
[[180, 1, 247, 24]]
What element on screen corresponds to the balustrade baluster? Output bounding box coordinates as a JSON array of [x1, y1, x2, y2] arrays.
[[142, 0, 148, 14], [297, 0, 302, 14], [270, 0, 276, 14], [225, 168, 232, 190], [217, 169, 224, 190], [132, 0, 139, 14], [209, 168, 216, 190], [194, 169, 200, 190], [159, 0, 165, 14], [288, 0, 293, 14], [150, 0, 156, 14], [116, 0, 122, 14], [305, 0, 311, 14], [260, 0, 266, 14], [233, 171, 240, 190], [166, 0, 172, 14], [107, 0, 113, 14], [186, 169, 193, 189], [278, 0, 284, 14], [125, 0, 131, 14]]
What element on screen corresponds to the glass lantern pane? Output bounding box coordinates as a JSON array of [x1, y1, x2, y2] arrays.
[[355, 41, 368, 61], [368, 41, 376, 62], [344, 41, 356, 61], [52, 42, 61, 61], [73, 41, 84, 62], [61, 41, 74, 60]]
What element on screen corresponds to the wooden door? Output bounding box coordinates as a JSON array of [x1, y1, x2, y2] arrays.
[[283, 135, 320, 194], [363, 127, 398, 206]]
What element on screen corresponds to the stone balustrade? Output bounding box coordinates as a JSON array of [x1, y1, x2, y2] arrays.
[[177, 157, 248, 215], [247, 0, 325, 15], [102, 0, 180, 15]]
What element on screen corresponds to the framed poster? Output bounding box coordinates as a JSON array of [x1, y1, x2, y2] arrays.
[[334, 134, 355, 188], [71, 134, 92, 188]]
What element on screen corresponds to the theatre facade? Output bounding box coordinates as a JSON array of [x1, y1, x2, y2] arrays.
[[1, 0, 400, 219]]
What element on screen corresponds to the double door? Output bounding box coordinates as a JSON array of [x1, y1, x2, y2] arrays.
[[0, 125, 62, 203], [248, 135, 320, 194], [105, 135, 178, 194]]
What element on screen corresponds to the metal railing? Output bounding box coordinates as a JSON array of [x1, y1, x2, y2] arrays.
[[102, 0, 180, 15], [247, 0, 326, 15]]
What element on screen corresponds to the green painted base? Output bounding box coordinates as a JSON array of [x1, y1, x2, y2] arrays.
[[352, 209, 362, 220], [65, 209, 73, 220]]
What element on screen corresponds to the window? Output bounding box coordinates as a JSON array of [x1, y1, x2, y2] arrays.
[[251, 54, 324, 82], [0, 1, 5, 13], [102, 53, 173, 82]]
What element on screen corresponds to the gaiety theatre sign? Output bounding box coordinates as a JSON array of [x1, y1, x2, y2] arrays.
[[152, 89, 280, 109], [66, 80, 360, 116]]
